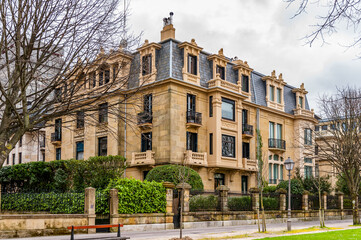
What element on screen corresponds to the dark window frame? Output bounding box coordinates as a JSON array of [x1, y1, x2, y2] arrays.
[[98, 103, 108, 123], [222, 134, 236, 158], [304, 128, 312, 145], [55, 148, 61, 160], [187, 54, 197, 75], [186, 132, 198, 152], [12, 153, 15, 165], [76, 111, 85, 128], [209, 133, 213, 155], [214, 173, 225, 190], [241, 75, 249, 92], [242, 142, 250, 159], [187, 94, 196, 112], [142, 54, 152, 76], [144, 94, 152, 113], [141, 132, 152, 152], [216, 65, 225, 80], [76, 141, 84, 160], [98, 137, 108, 156], [221, 98, 235, 121], [209, 96, 213, 117], [18, 152, 22, 164]]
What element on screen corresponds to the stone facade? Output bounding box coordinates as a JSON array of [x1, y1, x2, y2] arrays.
[[45, 20, 317, 193]]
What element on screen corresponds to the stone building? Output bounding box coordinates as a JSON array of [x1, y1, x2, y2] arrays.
[[45, 15, 317, 192]]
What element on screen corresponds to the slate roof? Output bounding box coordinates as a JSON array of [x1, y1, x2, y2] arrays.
[[128, 38, 310, 115]]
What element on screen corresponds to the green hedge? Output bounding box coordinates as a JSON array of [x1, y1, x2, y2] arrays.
[[277, 179, 304, 195], [344, 199, 353, 209], [105, 178, 166, 214], [1, 191, 109, 214], [189, 195, 218, 211], [228, 196, 252, 211], [262, 197, 279, 210], [0, 155, 126, 192], [145, 165, 204, 190]]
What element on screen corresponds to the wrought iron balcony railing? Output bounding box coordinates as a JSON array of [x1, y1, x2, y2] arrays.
[[268, 138, 286, 150], [137, 111, 152, 125], [242, 123, 254, 136], [51, 132, 61, 142], [186, 111, 202, 125]]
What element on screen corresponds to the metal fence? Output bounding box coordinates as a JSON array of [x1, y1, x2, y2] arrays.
[[286, 194, 302, 210], [308, 195, 320, 210], [327, 195, 338, 209], [344, 195, 353, 209]]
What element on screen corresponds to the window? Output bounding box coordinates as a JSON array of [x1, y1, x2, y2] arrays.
[[269, 163, 272, 182], [113, 66, 118, 81], [299, 96, 303, 108], [55, 148, 61, 160], [98, 137, 107, 156], [273, 155, 279, 161], [305, 166, 313, 179], [315, 164, 319, 178], [242, 142, 250, 159], [76, 141, 84, 160], [304, 128, 312, 145], [99, 103, 108, 123], [269, 85, 275, 101], [143, 171, 150, 180], [321, 125, 328, 131], [76, 111, 85, 128], [280, 165, 283, 180], [216, 65, 225, 80], [269, 122, 275, 139], [19, 136, 22, 147], [12, 153, 15, 165], [55, 118, 62, 141], [273, 164, 279, 180], [304, 157, 313, 163], [104, 70, 110, 84], [209, 133, 213, 155], [54, 87, 62, 102], [42, 152, 45, 162], [99, 71, 104, 86], [276, 124, 282, 139], [144, 94, 152, 113], [242, 109, 248, 125], [276, 88, 282, 104], [221, 98, 235, 121], [188, 54, 197, 75], [18, 153, 22, 164], [241, 176, 248, 193], [222, 134, 235, 158], [214, 173, 225, 190], [141, 132, 152, 152], [91, 72, 96, 88], [187, 94, 196, 112], [315, 125, 320, 131], [142, 54, 152, 75], [209, 96, 213, 117], [241, 75, 249, 92], [330, 124, 336, 130], [6, 155, 9, 165], [315, 145, 319, 155], [186, 132, 198, 152]]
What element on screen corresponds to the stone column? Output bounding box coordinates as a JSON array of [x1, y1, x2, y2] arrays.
[[176, 183, 192, 212], [322, 192, 327, 210], [250, 188, 260, 211], [279, 193, 286, 211], [163, 182, 175, 213], [85, 187, 96, 233], [337, 193, 344, 210], [302, 192, 309, 211], [217, 185, 230, 212]]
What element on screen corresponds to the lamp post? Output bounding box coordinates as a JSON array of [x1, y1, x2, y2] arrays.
[[284, 157, 294, 231]]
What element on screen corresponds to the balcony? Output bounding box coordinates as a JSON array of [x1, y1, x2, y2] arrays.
[[51, 132, 61, 145], [242, 158, 257, 171], [242, 124, 254, 138], [137, 112, 152, 129], [268, 138, 286, 152], [130, 150, 155, 166], [186, 111, 202, 128], [184, 150, 207, 167]]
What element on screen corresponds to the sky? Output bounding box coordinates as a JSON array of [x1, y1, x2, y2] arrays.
[[126, 0, 361, 113]]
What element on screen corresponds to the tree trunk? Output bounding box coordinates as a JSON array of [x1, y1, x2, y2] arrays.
[[352, 195, 359, 225], [260, 191, 266, 232]]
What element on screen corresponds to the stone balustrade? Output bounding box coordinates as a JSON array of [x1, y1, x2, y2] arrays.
[[130, 150, 155, 166], [184, 150, 207, 166]]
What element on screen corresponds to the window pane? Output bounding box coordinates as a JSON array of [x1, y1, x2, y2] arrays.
[[276, 88, 281, 103], [299, 96, 303, 108], [280, 165, 283, 180], [270, 86, 274, 101], [276, 124, 282, 139], [222, 98, 235, 121], [269, 163, 272, 181], [241, 75, 249, 92], [222, 135, 235, 158], [269, 122, 274, 138], [209, 96, 213, 117], [98, 137, 107, 156]]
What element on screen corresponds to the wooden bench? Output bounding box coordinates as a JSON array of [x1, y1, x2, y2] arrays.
[[67, 224, 130, 240]]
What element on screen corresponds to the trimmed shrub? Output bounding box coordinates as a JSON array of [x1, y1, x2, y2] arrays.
[[262, 197, 279, 210], [263, 185, 277, 194], [228, 196, 252, 211], [0, 155, 126, 192], [105, 178, 166, 214], [344, 198, 353, 209], [276, 179, 304, 195], [145, 165, 204, 190], [189, 195, 218, 211]]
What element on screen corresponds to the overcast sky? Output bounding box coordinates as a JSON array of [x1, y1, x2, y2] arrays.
[[127, 0, 361, 113]]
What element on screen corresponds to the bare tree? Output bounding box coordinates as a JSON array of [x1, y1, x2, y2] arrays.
[[0, 0, 143, 166], [315, 87, 361, 225], [286, 0, 361, 56], [256, 129, 267, 232]]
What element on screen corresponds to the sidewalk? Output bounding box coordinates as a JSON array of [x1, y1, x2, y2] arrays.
[[4, 219, 358, 240]]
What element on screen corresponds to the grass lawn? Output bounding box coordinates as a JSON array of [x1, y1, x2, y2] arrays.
[[259, 227, 361, 239]]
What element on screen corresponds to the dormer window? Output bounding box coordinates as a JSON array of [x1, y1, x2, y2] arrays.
[[91, 72, 96, 88], [216, 65, 225, 80], [188, 54, 197, 75], [276, 88, 282, 104], [142, 54, 152, 75], [269, 86, 275, 101], [241, 75, 249, 92], [299, 96, 303, 108], [98, 69, 110, 86]]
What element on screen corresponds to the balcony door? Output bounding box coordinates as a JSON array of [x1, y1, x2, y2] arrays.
[[187, 94, 196, 113], [242, 109, 248, 125], [55, 118, 62, 139], [276, 124, 282, 140]]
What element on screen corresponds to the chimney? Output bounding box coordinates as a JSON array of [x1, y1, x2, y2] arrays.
[[161, 12, 175, 41]]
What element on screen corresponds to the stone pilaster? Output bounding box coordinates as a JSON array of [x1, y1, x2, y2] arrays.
[[85, 187, 96, 233], [217, 185, 230, 212], [163, 182, 175, 213], [337, 192, 344, 210], [176, 183, 192, 212], [279, 193, 286, 211], [322, 192, 327, 210], [250, 188, 260, 211], [302, 193, 309, 211]]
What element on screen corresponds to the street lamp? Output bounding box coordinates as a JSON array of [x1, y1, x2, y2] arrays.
[[284, 157, 295, 231]]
